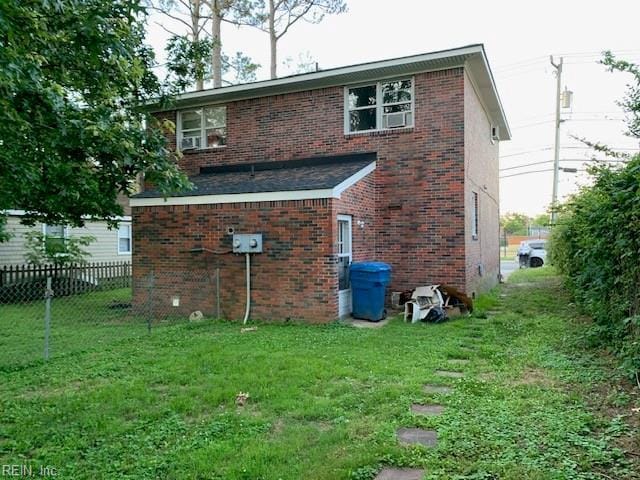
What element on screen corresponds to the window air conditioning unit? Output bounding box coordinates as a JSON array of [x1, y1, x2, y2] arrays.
[[386, 112, 407, 128], [181, 137, 198, 150]]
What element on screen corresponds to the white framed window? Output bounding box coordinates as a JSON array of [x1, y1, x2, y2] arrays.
[[117, 224, 132, 254], [43, 224, 68, 250], [337, 215, 352, 291], [177, 105, 226, 150], [345, 78, 414, 133], [471, 192, 479, 239]]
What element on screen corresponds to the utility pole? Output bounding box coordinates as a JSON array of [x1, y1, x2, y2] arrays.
[[550, 56, 563, 224]]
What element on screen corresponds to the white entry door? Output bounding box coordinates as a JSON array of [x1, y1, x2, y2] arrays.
[[337, 215, 352, 318]]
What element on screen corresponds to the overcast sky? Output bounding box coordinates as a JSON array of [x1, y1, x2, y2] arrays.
[[147, 0, 640, 217]]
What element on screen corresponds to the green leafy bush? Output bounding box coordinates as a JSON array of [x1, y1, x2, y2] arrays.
[[550, 52, 640, 379], [549, 155, 640, 377]]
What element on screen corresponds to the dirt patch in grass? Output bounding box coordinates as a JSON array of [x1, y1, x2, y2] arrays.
[[509, 367, 557, 387]]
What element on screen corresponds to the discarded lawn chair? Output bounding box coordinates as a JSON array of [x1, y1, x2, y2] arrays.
[[403, 285, 445, 323]]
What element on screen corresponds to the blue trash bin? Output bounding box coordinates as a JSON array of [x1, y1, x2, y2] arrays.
[[350, 262, 392, 321]]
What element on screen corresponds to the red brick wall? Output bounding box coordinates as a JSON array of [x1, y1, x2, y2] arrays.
[[132, 199, 336, 322], [463, 71, 500, 295], [138, 67, 486, 321], [152, 69, 467, 294]]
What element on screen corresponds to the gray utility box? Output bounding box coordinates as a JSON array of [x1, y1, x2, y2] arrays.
[[232, 233, 263, 253]]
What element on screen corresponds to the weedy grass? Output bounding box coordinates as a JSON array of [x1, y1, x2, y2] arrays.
[[0, 268, 637, 479]]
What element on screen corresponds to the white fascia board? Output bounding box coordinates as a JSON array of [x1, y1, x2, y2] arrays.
[[332, 162, 376, 197], [130, 162, 377, 207], [3, 210, 131, 222], [130, 189, 336, 207]]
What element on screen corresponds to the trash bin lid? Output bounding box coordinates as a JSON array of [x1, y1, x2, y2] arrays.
[[349, 262, 391, 273]]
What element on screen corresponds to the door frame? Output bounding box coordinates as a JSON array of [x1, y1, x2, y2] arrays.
[[337, 214, 353, 318]]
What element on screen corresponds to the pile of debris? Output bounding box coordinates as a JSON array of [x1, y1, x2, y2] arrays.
[[397, 285, 473, 324]]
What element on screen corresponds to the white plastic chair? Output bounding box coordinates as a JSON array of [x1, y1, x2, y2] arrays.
[[403, 285, 444, 323]]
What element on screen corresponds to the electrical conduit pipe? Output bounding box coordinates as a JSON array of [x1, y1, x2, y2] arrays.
[[242, 253, 251, 324]]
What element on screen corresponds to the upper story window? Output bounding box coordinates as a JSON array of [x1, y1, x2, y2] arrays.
[[178, 106, 226, 150], [345, 78, 413, 133]]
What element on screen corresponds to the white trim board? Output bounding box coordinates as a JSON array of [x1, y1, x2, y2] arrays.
[[4, 210, 132, 222], [130, 162, 376, 207]]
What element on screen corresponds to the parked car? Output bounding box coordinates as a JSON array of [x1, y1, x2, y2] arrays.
[[517, 240, 547, 268]]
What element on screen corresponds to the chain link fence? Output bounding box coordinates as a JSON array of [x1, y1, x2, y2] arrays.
[[0, 263, 219, 371]]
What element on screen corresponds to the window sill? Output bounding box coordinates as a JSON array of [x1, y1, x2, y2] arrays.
[[118, 251, 132, 255], [180, 146, 227, 154], [472, 235, 478, 241], [345, 126, 414, 138]]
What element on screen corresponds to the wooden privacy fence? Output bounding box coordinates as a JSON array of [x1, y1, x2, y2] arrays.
[[0, 261, 132, 301]]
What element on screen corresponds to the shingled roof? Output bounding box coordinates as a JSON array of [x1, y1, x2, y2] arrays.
[[131, 153, 376, 206]]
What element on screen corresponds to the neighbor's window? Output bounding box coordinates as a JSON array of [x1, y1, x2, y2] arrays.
[[471, 192, 479, 239], [178, 106, 226, 150], [44, 224, 66, 250], [346, 78, 413, 133], [118, 224, 132, 254]]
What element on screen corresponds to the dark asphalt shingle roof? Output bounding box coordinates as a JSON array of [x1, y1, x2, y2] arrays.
[[135, 153, 376, 198]]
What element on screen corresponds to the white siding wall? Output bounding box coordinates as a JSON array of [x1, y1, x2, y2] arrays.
[[0, 215, 131, 265]]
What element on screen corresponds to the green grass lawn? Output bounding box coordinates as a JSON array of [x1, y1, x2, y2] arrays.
[[1, 269, 638, 479], [0, 288, 148, 371]]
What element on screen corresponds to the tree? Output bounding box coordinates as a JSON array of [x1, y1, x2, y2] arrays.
[[260, 0, 346, 79], [602, 51, 640, 138], [0, 0, 191, 240], [500, 212, 530, 236], [205, 0, 263, 88], [531, 213, 550, 227], [148, 0, 209, 90], [166, 33, 214, 91]]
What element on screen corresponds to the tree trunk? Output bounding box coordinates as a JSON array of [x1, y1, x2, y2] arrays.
[[192, 0, 204, 90], [211, 0, 223, 88], [269, 0, 277, 79]]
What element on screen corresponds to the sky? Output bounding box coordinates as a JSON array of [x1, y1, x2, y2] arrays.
[[146, 0, 640, 217]]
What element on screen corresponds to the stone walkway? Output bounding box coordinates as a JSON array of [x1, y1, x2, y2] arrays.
[[371, 316, 488, 479]]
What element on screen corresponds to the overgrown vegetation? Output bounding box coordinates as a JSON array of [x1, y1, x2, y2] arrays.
[[1, 269, 637, 479], [549, 53, 640, 379]]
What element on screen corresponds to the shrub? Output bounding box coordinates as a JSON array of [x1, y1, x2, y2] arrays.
[[549, 154, 640, 378]]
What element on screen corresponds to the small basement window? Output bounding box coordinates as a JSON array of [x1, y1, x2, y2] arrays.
[[178, 106, 226, 150], [345, 78, 414, 133]]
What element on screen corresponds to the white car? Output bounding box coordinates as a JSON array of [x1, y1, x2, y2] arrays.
[[517, 240, 547, 268]]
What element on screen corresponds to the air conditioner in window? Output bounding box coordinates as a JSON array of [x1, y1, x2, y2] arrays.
[[181, 136, 198, 150], [385, 112, 407, 128]]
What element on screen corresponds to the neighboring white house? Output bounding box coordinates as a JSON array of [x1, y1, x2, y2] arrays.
[[0, 210, 132, 265]]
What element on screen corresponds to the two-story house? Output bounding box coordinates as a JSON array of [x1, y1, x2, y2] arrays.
[[131, 44, 510, 322]]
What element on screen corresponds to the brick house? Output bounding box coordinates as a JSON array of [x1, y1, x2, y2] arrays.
[[131, 44, 510, 322]]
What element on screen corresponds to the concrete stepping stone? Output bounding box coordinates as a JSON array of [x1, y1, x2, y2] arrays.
[[423, 384, 452, 394], [350, 319, 389, 329], [411, 404, 444, 416], [397, 427, 438, 447], [447, 358, 470, 366], [435, 370, 465, 378], [375, 468, 425, 480]]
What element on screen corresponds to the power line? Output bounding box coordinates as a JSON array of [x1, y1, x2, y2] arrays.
[[500, 168, 588, 179], [500, 158, 629, 172]]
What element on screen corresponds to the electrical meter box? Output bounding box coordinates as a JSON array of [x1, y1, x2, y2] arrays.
[[232, 233, 263, 253]]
